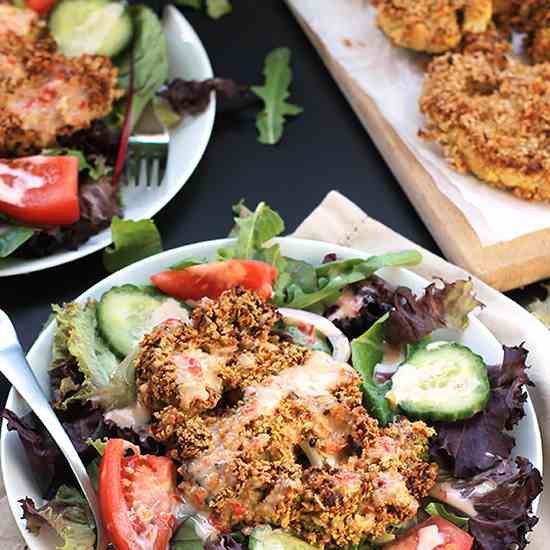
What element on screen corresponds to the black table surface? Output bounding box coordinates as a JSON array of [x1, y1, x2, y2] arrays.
[[0, 0, 535, 408]]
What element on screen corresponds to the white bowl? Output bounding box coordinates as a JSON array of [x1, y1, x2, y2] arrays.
[[1, 238, 543, 549], [0, 5, 215, 277]]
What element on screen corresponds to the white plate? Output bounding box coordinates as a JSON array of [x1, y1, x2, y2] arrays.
[[0, 5, 215, 278], [1, 238, 543, 549]]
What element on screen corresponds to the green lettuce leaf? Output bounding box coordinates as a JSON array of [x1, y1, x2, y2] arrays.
[[50, 302, 136, 409], [103, 217, 163, 273], [21, 485, 96, 550], [351, 314, 395, 426], [0, 224, 34, 258], [114, 5, 169, 129], [276, 251, 422, 311], [251, 48, 303, 145], [425, 502, 469, 529]]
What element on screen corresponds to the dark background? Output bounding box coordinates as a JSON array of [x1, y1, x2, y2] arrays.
[[0, 0, 534, 407]]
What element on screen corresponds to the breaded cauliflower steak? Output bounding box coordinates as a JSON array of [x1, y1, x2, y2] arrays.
[[419, 53, 550, 200], [0, 5, 121, 156], [373, 0, 493, 53], [135, 289, 438, 546]]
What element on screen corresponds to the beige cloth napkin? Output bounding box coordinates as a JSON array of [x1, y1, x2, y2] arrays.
[[294, 191, 549, 548], [1, 190, 548, 548]]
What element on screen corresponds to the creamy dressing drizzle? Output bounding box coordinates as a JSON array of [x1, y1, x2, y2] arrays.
[[0, 162, 45, 205], [417, 525, 445, 550], [172, 350, 224, 407], [104, 401, 151, 430], [183, 352, 357, 504], [327, 289, 363, 321]]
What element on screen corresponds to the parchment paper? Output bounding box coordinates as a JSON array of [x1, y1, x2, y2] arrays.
[[288, 0, 550, 247]]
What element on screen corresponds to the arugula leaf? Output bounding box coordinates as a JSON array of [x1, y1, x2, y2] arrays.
[[0, 224, 34, 258], [277, 251, 422, 311], [425, 502, 469, 529], [114, 5, 169, 129], [103, 217, 162, 273], [206, 0, 232, 18], [351, 314, 395, 426], [251, 48, 303, 145], [218, 201, 284, 260], [20, 485, 96, 550]]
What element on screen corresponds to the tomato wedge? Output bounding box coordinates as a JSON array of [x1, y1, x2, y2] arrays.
[[151, 259, 278, 301], [99, 439, 178, 550], [25, 0, 57, 14], [0, 156, 79, 225], [386, 517, 474, 550]]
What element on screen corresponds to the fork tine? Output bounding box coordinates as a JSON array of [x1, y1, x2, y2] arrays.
[[148, 155, 159, 188], [158, 153, 167, 184], [131, 154, 141, 186], [144, 156, 153, 187]]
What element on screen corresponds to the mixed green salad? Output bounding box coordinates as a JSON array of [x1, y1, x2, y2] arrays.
[[3, 202, 542, 550], [1, 1, 303, 268]]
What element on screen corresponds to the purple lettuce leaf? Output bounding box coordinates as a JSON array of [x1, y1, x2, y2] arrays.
[[57, 119, 120, 165], [324, 276, 395, 340], [385, 279, 482, 345], [2, 409, 68, 499], [431, 345, 533, 478], [158, 78, 253, 117], [432, 458, 542, 550], [204, 534, 245, 550]]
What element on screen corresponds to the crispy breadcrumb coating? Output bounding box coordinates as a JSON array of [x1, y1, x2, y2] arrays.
[[0, 5, 121, 156], [135, 287, 310, 417], [493, 0, 550, 64], [459, 22, 512, 67], [528, 27, 550, 64], [0, 4, 51, 44], [177, 362, 437, 547], [136, 288, 438, 547], [373, 0, 493, 53], [419, 53, 550, 200]]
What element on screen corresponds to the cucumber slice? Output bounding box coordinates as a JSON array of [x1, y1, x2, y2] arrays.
[[49, 0, 133, 58], [97, 285, 189, 357], [386, 342, 490, 422], [249, 527, 317, 550]]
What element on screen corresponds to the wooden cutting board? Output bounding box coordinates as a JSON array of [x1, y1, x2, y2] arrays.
[[286, 1, 550, 292]]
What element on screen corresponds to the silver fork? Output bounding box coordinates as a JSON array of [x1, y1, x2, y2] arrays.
[[124, 130, 170, 187], [0, 310, 108, 550]]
